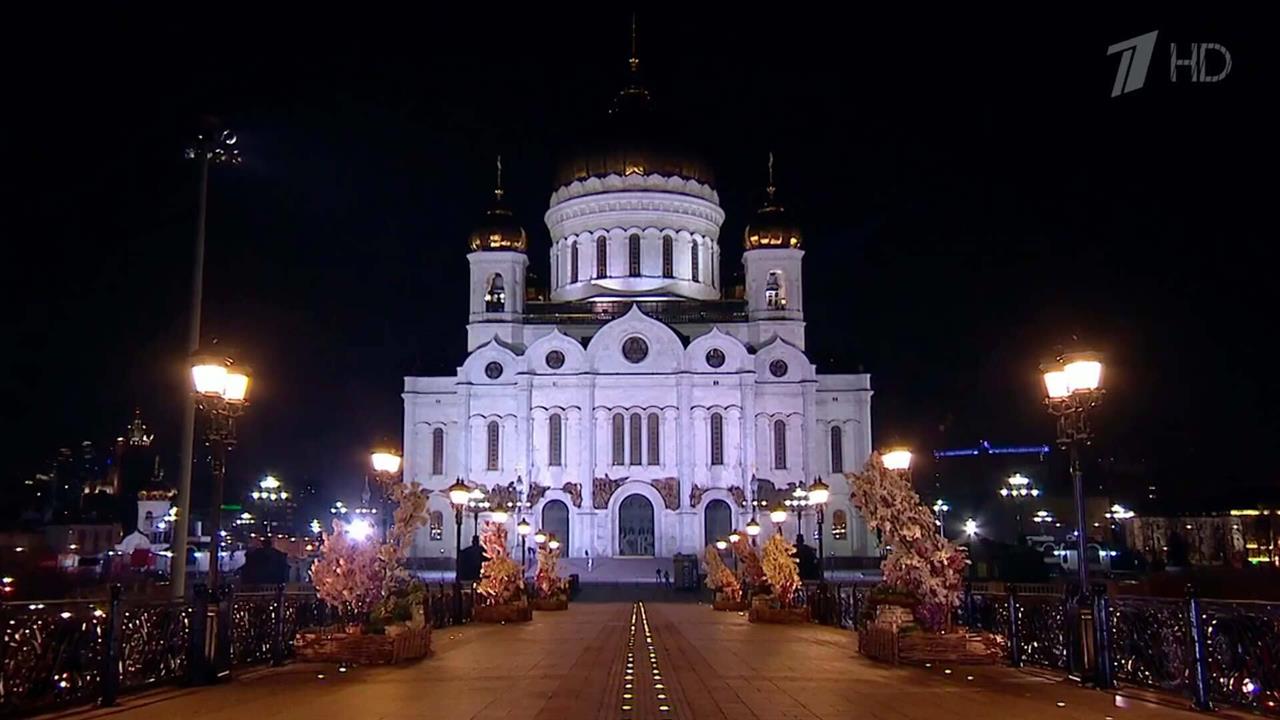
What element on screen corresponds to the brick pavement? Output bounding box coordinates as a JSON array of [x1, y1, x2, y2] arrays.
[[58, 601, 1207, 720]]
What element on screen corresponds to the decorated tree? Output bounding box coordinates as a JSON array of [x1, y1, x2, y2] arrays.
[[703, 545, 741, 601], [534, 543, 568, 600], [760, 533, 801, 607], [730, 536, 766, 593], [848, 452, 970, 630], [476, 521, 524, 605], [311, 477, 431, 621], [311, 518, 385, 615]]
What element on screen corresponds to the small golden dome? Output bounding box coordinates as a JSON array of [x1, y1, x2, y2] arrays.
[[744, 198, 802, 251], [469, 157, 527, 252], [744, 154, 801, 250], [468, 203, 527, 252]]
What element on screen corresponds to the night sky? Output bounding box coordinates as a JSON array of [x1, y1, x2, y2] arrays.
[[3, 8, 1272, 516]]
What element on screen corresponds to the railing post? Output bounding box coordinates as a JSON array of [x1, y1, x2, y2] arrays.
[[214, 585, 233, 679], [964, 582, 975, 627], [1007, 588, 1022, 668], [270, 583, 287, 667], [98, 584, 123, 707], [187, 583, 212, 684], [1092, 585, 1114, 690], [1186, 585, 1213, 712]]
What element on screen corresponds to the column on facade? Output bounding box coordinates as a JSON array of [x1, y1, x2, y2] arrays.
[[459, 387, 473, 480], [662, 407, 678, 475], [690, 407, 708, 486], [725, 406, 742, 474], [754, 414, 769, 476], [741, 379, 757, 508], [529, 407, 547, 485], [502, 415, 517, 475], [518, 377, 532, 483], [802, 383, 817, 485]]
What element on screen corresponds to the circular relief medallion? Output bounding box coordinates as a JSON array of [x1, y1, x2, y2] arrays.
[[705, 348, 726, 368], [484, 361, 503, 380], [769, 359, 789, 378], [622, 336, 650, 364], [545, 350, 565, 369]]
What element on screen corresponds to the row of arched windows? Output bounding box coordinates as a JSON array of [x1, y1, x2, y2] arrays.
[[611, 412, 662, 466], [480, 415, 839, 475], [563, 235, 711, 285]]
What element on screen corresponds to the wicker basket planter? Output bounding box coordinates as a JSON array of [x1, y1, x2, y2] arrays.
[[473, 601, 533, 623], [712, 596, 747, 612], [532, 596, 569, 611], [295, 625, 431, 665], [747, 596, 809, 623]]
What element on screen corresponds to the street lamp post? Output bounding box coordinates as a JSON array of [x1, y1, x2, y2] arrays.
[[517, 517, 531, 575], [447, 478, 471, 622], [745, 517, 761, 547], [999, 473, 1041, 539], [932, 499, 951, 539], [190, 355, 251, 590], [769, 504, 788, 535], [370, 447, 402, 537], [807, 478, 830, 581], [1042, 351, 1105, 597], [250, 475, 289, 538], [172, 127, 241, 600]]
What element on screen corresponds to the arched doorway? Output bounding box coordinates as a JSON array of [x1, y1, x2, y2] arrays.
[[542, 500, 570, 557], [703, 499, 731, 547], [618, 494, 655, 556]]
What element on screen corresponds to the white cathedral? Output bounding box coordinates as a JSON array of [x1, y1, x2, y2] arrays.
[[402, 58, 878, 567]]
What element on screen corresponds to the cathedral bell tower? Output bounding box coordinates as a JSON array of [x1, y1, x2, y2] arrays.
[[742, 154, 805, 348], [467, 157, 529, 350]]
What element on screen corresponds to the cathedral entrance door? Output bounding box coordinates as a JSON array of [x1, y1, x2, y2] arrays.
[[618, 494, 655, 556]]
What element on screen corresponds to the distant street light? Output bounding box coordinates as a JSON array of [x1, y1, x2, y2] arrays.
[[346, 518, 374, 541], [517, 517, 532, 574], [964, 518, 980, 537], [745, 518, 761, 545], [715, 539, 728, 551], [999, 473, 1040, 537], [932, 499, 951, 538], [251, 475, 288, 536]]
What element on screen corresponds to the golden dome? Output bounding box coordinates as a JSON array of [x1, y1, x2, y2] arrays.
[[744, 195, 802, 251], [469, 158, 527, 252]]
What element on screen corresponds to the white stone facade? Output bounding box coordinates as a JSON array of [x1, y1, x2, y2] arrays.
[[403, 171, 877, 561]]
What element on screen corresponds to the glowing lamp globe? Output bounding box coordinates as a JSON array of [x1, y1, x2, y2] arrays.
[[469, 487, 486, 501], [547, 536, 561, 551], [517, 518, 531, 536], [259, 475, 281, 490], [447, 479, 471, 506], [807, 479, 830, 505], [534, 531, 547, 544], [346, 518, 374, 541], [728, 530, 741, 544], [491, 509, 509, 523], [371, 450, 402, 474], [769, 506, 788, 524], [191, 356, 228, 396], [222, 367, 251, 403], [745, 519, 761, 537], [882, 449, 913, 471]]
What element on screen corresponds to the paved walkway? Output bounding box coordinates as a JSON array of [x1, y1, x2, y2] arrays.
[[65, 602, 1206, 720]]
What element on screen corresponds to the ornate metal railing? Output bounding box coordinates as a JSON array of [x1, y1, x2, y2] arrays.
[[960, 585, 1280, 716], [1, 582, 477, 718], [0, 599, 108, 716]]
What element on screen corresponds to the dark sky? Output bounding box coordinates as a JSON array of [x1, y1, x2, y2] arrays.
[[3, 8, 1273, 514]]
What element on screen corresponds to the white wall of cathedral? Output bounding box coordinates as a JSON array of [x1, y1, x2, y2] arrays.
[[467, 251, 527, 323], [404, 309, 876, 559], [743, 247, 804, 321]]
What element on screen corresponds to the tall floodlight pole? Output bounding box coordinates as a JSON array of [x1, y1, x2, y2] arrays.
[[171, 128, 240, 599]]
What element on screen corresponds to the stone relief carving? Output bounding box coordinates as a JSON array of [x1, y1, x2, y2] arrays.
[[752, 478, 799, 509], [729, 485, 748, 508], [479, 481, 519, 509], [527, 482, 549, 506], [649, 477, 679, 511], [593, 475, 625, 510], [562, 481, 583, 509], [689, 483, 709, 509]]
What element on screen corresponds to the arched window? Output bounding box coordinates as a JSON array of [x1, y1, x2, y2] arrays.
[[832, 509, 849, 540], [766, 271, 786, 309], [570, 241, 579, 283], [646, 413, 660, 465], [431, 428, 445, 475], [711, 251, 716, 288], [661, 235, 673, 278], [548, 413, 563, 467], [690, 239, 700, 282], [710, 412, 724, 466], [628, 233, 641, 276], [612, 413, 625, 465], [830, 425, 844, 474], [773, 419, 787, 469], [704, 499, 731, 546], [543, 500, 570, 554], [486, 420, 500, 471], [596, 236, 608, 278], [629, 412, 642, 466], [485, 274, 506, 312]]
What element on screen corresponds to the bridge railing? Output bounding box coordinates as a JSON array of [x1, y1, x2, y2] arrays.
[[0, 582, 476, 718]]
